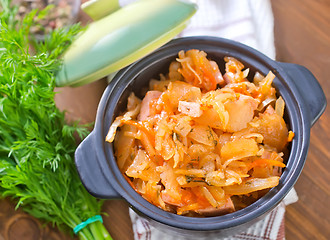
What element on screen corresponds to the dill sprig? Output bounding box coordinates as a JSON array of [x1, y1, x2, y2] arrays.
[[0, 1, 112, 239]]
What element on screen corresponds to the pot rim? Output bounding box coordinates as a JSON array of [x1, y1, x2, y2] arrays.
[[93, 36, 310, 231]]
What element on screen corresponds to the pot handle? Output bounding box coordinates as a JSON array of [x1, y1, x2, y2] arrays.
[[278, 62, 327, 126], [75, 132, 121, 199]]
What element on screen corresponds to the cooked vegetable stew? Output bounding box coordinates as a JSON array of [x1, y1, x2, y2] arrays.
[[106, 50, 293, 216]]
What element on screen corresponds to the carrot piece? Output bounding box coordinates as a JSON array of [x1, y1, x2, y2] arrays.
[[122, 120, 155, 143], [178, 49, 218, 92], [158, 93, 173, 115], [177, 203, 200, 215], [288, 131, 295, 142], [249, 159, 286, 170], [200, 58, 217, 91]]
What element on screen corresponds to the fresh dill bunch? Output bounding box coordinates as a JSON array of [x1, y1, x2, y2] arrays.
[[0, 1, 112, 239]]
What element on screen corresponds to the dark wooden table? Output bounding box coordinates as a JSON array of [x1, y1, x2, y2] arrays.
[[271, 1, 330, 239], [1, 0, 329, 239]]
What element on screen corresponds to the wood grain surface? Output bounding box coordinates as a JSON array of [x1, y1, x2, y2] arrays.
[[271, 0, 330, 239], [0, 0, 329, 240]]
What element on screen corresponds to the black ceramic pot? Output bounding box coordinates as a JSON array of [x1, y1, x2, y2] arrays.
[[75, 37, 326, 237]]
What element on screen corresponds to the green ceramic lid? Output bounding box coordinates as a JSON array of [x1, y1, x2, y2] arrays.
[[55, 0, 197, 87]]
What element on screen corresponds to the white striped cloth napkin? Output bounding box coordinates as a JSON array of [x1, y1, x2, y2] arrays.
[[177, 0, 275, 59], [119, 1, 298, 239]]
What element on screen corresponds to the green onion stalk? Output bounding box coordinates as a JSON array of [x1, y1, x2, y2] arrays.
[[0, 1, 112, 239]]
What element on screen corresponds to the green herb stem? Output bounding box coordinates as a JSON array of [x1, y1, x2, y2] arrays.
[[97, 221, 113, 240], [89, 222, 107, 240], [78, 230, 94, 240]]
